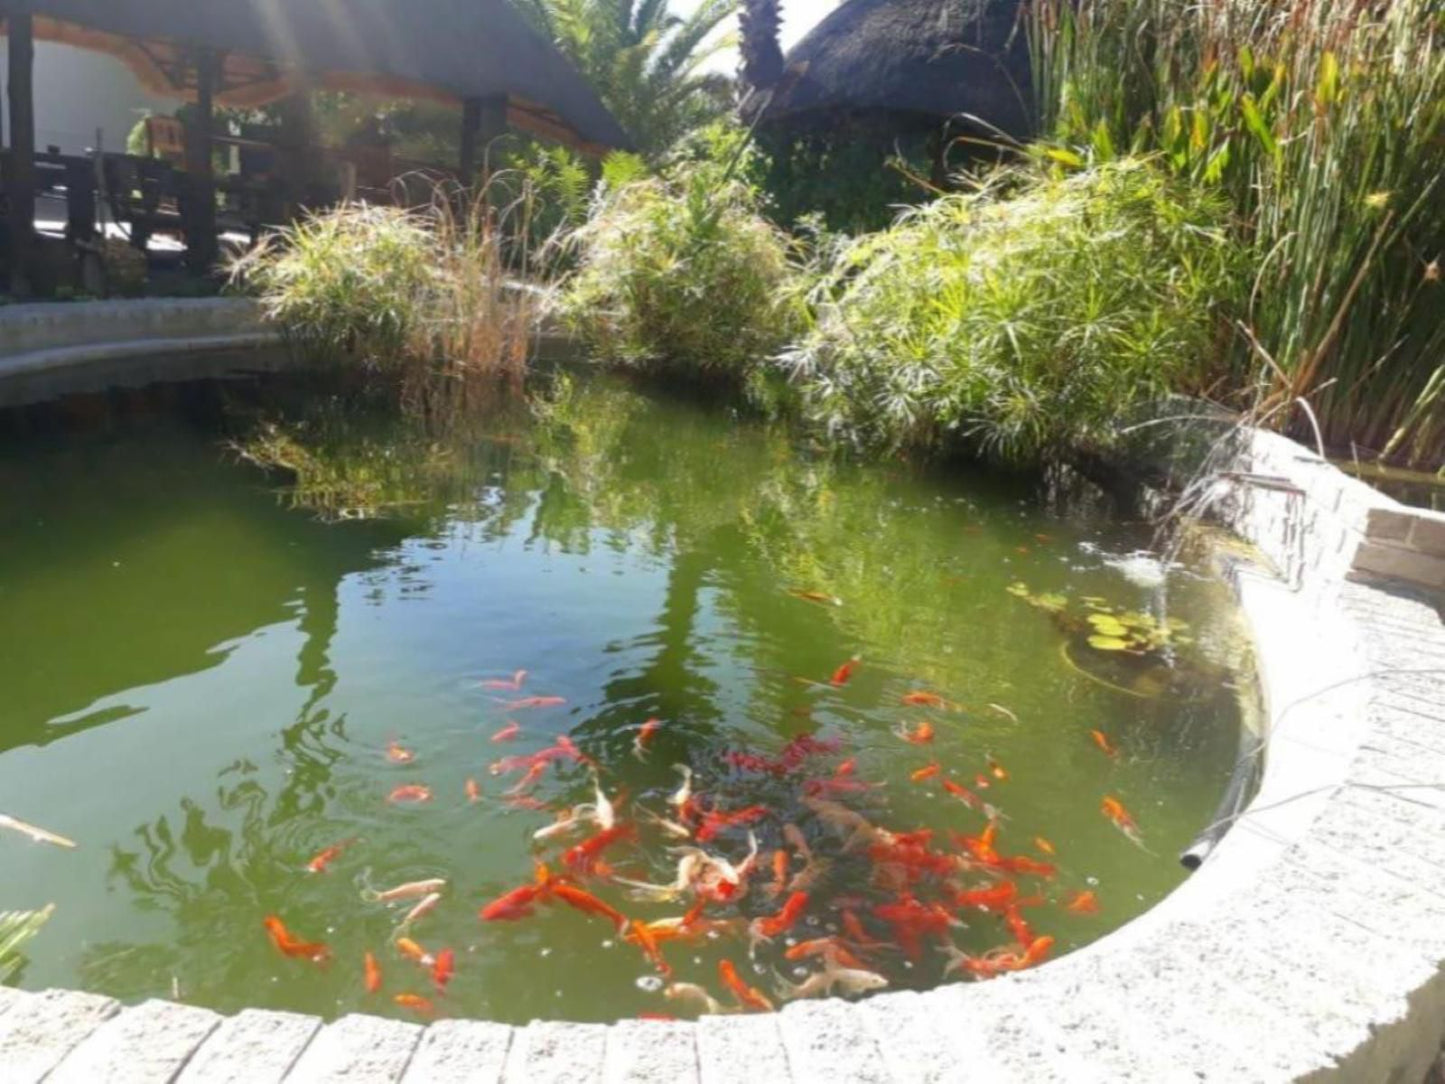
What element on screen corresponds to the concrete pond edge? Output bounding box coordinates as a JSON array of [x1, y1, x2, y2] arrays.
[[1, 307, 1444, 1081]]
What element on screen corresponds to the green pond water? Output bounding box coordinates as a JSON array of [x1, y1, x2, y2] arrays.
[[0, 369, 1253, 1025]]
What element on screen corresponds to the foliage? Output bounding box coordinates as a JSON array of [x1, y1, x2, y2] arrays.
[[783, 159, 1240, 461], [513, 0, 737, 155], [1028, 0, 1445, 471], [228, 182, 551, 407], [0, 904, 53, 985], [561, 154, 805, 384]]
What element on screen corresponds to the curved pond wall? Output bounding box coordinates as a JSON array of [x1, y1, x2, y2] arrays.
[[1, 316, 1444, 1082]]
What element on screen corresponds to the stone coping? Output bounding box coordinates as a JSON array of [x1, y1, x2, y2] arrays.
[[1, 367, 1443, 1078]]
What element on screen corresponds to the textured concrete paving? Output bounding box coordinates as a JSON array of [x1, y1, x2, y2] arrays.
[[3, 428, 1444, 1082]]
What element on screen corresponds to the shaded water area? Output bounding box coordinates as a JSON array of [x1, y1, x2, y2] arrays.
[[0, 368, 1254, 1025]]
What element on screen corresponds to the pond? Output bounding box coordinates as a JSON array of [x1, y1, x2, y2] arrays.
[[0, 368, 1254, 1026]]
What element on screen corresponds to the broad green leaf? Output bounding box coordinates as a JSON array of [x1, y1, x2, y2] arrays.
[[1240, 94, 1279, 161]]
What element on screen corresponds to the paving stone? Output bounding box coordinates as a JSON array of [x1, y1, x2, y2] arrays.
[[601, 1019, 698, 1084], [178, 1009, 322, 1084], [0, 988, 120, 1084], [284, 1013, 422, 1083], [856, 988, 999, 1082], [695, 1013, 790, 1084], [1362, 699, 1445, 760], [502, 1020, 606, 1084], [776, 999, 890, 1084], [400, 1019, 513, 1084], [47, 998, 221, 1084], [934, 977, 1112, 1083], [0, 985, 30, 1017]]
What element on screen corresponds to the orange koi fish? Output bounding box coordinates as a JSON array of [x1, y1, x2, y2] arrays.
[[503, 696, 566, 710], [954, 880, 1018, 913], [465, 778, 481, 803], [636, 1012, 677, 1022], [387, 784, 433, 804], [841, 908, 888, 950], [784, 937, 867, 970], [393, 993, 434, 1015], [997, 855, 1056, 878], [1034, 837, 1056, 856], [1101, 795, 1147, 848], [480, 669, 528, 691], [941, 779, 997, 818], [696, 805, 768, 843], [504, 762, 548, 797], [479, 864, 552, 922], [503, 795, 550, 811], [910, 762, 941, 784], [769, 849, 789, 898], [364, 951, 382, 994], [491, 720, 521, 743], [1090, 730, 1119, 758], [901, 691, 950, 709], [562, 823, 635, 875], [431, 948, 455, 993], [306, 837, 356, 873], [753, 891, 809, 940], [1020, 935, 1054, 967], [873, 896, 957, 960], [626, 918, 672, 976], [396, 936, 434, 966], [834, 758, 856, 777], [386, 741, 415, 764], [896, 720, 935, 744], [830, 657, 860, 687], [552, 882, 629, 932], [1064, 889, 1099, 915], [986, 755, 1008, 782], [718, 958, 774, 1012], [971, 773, 990, 790], [263, 916, 330, 964], [633, 718, 662, 759], [1003, 904, 1033, 947], [788, 589, 840, 606]]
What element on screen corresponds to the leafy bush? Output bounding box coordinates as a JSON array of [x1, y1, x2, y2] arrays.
[[783, 159, 1240, 461], [562, 158, 805, 384]]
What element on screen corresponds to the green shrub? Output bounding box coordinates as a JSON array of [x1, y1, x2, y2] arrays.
[[784, 159, 1240, 461], [561, 160, 805, 385]]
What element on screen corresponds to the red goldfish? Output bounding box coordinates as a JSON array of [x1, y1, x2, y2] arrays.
[[388, 785, 433, 804], [1034, 836, 1056, 856], [364, 951, 382, 993], [718, 959, 774, 1012], [910, 762, 941, 784], [785, 937, 868, 970], [1101, 795, 1147, 848], [901, 691, 953, 709], [491, 720, 521, 743], [504, 762, 547, 796], [1065, 889, 1099, 915], [696, 805, 767, 843], [788, 589, 840, 606], [752, 891, 809, 941], [896, 720, 935, 744], [1003, 904, 1033, 947], [841, 908, 888, 951], [480, 864, 553, 921], [954, 880, 1018, 913], [625, 918, 672, 976], [973, 773, 992, 790], [393, 993, 434, 1015], [263, 916, 330, 964], [431, 948, 455, 993], [941, 779, 997, 818], [770, 849, 789, 898], [562, 823, 635, 875], [480, 670, 527, 691], [552, 882, 629, 932], [834, 758, 856, 777], [633, 718, 662, 759], [465, 778, 481, 803], [386, 741, 415, 764], [1090, 730, 1119, 758], [306, 838, 356, 873], [874, 896, 957, 960], [830, 657, 860, 687], [503, 696, 566, 710]]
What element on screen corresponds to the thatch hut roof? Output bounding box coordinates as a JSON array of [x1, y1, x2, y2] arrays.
[[754, 0, 1031, 138], [8, 0, 629, 152]]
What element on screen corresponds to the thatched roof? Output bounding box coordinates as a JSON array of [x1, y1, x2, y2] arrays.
[[7, 0, 629, 152], [753, 0, 1031, 137]]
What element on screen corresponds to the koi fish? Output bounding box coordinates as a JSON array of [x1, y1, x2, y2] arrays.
[[591, 773, 619, 831], [910, 762, 941, 784], [669, 765, 694, 815], [1101, 795, 1148, 849], [769, 848, 789, 898], [664, 982, 722, 1015], [393, 993, 434, 1015], [841, 908, 888, 951], [697, 804, 768, 843], [834, 758, 856, 777], [387, 785, 433, 804], [639, 807, 692, 840], [954, 880, 1018, 913], [1034, 836, 1056, 856], [1090, 730, 1119, 758], [306, 838, 356, 873], [465, 778, 481, 803], [503, 696, 566, 710], [613, 853, 704, 903], [504, 762, 548, 797], [785, 937, 868, 970], [479, 865, 552, 921], [901, 691, 950, 709], [986, 755, 1008, 782], [626, 918, 672, 976], [830, 657, 860, 687], [396, 936, 434, 967], [776, 963, 888, 1000], [362, 878, 447, 904], [480, 669, 528, 691], [873, 896, 957, 960], [941, 779, 998, 819], [895, 720, 935, 744], [997, 855, 1056, 878], [364, 951, 382, 993], [491, 720, 521, 743], [633, 718, 662, 759], [1003, 904, 1033, 947], [973, 773, 993, 790], [431, 948, 455, 993], [399, 892, 442, 930], [637, 1013, 677, 1021], [503, 795, 550, 811], [788, 589, 840, 606], [718, 958, 774, 1012], [562, 823, 635, 875], [533, 804, 596, 843], [751, 891, 809, 943], [386, 741, 415, 764], [262, 916, 330, 963], [552, 882, 629, 932], [1064, 889, 1099, 915]]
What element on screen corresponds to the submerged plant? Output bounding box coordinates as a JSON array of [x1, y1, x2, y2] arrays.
[[0, 904, 54, 985], [783, 159, 1240, 462]]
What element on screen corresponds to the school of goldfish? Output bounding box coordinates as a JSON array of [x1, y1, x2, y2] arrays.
[[264, 655, 1149, 1020]]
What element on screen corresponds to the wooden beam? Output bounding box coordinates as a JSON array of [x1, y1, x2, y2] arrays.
[[183, 46, 218, 275], [5, 8, 37, 297]]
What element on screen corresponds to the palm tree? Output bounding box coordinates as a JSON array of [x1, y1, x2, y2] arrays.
[[515, 0, 738, 155], [738, 0, 784, 94]]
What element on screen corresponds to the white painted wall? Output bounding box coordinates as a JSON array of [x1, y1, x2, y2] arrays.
[[1, 41, 173, 155]]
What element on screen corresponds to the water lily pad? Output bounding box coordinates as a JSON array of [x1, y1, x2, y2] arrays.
[[1087, 635, 1131, 651], [1006, 582, 1031, 598], [1032, 592, 1068, 613], [1087, 614, 1128, 636]]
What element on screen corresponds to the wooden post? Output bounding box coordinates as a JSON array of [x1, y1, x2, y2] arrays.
[[183, 47, 218, 275], [5, 9, 37, 296], [476, 96, 508, 181], [458, 97, 481, 190]]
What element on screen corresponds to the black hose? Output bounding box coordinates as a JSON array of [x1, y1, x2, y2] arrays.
[[1179, 737, 1263, 870]]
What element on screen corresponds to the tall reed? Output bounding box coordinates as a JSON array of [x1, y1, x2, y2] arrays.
[[1028, 0, 1445, 471]]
